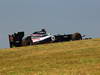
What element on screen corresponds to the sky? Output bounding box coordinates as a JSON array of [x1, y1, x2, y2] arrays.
[[0, 0, 100, 49]]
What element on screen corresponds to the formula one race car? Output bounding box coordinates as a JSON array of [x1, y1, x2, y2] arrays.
[[8, 29, 82, 48]]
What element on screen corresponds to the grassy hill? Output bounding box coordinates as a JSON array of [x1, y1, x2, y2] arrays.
[[0, 39, 100, 75]]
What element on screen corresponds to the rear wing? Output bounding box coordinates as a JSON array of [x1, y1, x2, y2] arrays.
[[8, 32, 24, 48]]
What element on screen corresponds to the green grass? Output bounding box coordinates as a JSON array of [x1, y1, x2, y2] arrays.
[[0, 39, 100, 75]]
